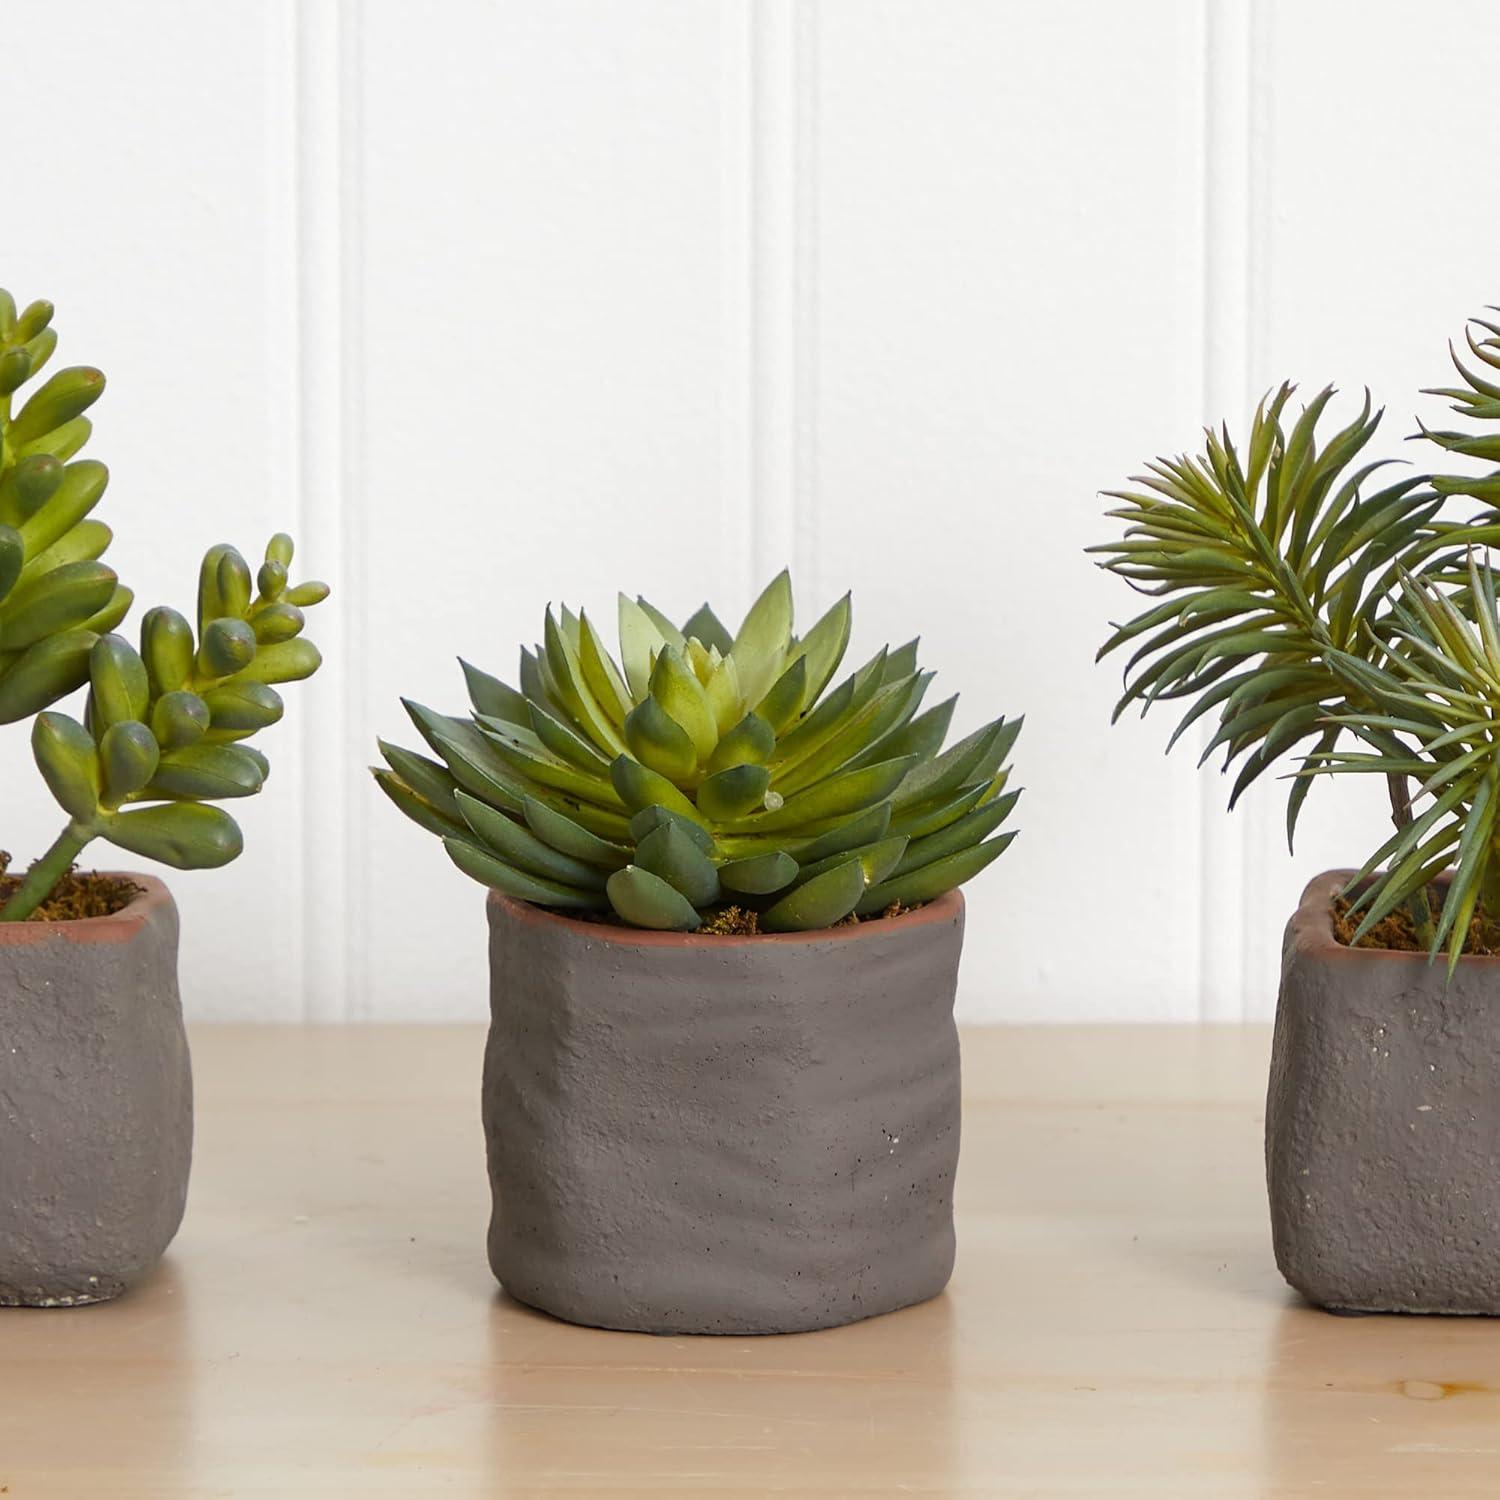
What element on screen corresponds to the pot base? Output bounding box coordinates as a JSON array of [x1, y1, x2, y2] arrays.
[[500, 1278, 951, 1338], [0, 1281, 124, 1309]]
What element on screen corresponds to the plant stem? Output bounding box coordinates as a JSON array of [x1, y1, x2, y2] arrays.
[[0, 823, 93, 923], [1386, 772, 1436, 949]]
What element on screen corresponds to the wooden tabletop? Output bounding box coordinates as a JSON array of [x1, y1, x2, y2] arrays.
[[3, 1024, 1498, 1497]]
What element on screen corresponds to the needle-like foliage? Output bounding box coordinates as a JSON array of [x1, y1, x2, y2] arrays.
[[1315, 558, 1500, 970], [1092, 383, 1446, 847], [1095, 304, 1500, 964]]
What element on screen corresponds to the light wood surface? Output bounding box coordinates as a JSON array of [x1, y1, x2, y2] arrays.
[[3, 1025, 1499, 1497]]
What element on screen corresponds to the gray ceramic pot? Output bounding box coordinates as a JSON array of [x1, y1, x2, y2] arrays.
[[482, 888, 966, 1334], [1267, 869, 1500, 1314], [0, 876, 191, 1307]]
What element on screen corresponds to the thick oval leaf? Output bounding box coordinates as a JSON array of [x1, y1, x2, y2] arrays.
[[629, 803, 715, 853], [141, 605, 195, 696], [761, 858, 865, 932], [635, 822, 720, 907], [623, 694, 697, 783], [610, 754, 706, 825], [0, 559, 117, 650], [102, 802, 244, 870], [606, 864, 701, 931], [706, 711, 775, 775], [650, 646, 717, 762], [101, 720, 160, 805], [696, 763, 772, 821], [32, 710, 101, 820], [152, 690, 212, 752], [88, 633, 150, 731], [203, 680, 285, 737], [147, 743, 268, 801], [0, 629, 97, 723], [717, 850, 798, 895]]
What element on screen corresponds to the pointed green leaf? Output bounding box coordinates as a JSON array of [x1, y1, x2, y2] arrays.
[[731, 569, 793, 706], [761, 857, 866, 932], [606, 864, 701, 930], [373, 768, 465, 838], [635, 821, 720, 906], [521, 795, 631, 868], [857, 833, 1014, 915], [455, 790, 609, 890], [717, 850, 799, 895], [444, 835, 604, 910], [681, 602, 733, 656]]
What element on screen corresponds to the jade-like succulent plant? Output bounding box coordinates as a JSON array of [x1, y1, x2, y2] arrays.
[[376, 573, 1021, 931], [0, 290, 329, 922], [1094, 303, 1500, 969], [0, 292, 128, 721]]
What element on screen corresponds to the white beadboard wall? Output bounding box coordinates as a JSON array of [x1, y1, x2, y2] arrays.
[[2, 0, 1498, 1022]]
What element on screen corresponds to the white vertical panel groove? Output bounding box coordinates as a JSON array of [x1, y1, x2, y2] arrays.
[[722, 1, 756, 611], [294, 0, 365, 1021], [792, 2, 820, 603], [1197, 0, 1257, 1021], [264, 1, 307, 1006], [748, 0, 819, 601], [1238, 0, 1279, 1019], [338, 0, 371, 1021]]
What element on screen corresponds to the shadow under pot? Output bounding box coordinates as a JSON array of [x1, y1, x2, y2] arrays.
[[1267, 869, 1500, 1315], [482, 887, 966, 1335], [0, 876, 192, 1307]]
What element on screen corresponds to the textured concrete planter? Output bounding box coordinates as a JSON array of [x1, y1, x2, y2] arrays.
[[0, 876, 191, 1307], [482, 889, 966, 1334], [1267, 869, 1500, 1314]]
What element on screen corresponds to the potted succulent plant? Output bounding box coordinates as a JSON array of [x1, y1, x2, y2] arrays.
[[1094, 303, 1500, 1313], [376, 573, 1020, 1333], [0, 291, 328, 1306]]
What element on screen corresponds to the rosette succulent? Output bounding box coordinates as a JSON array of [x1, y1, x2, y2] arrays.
[[0, 289, 329, 922], [376, 573, 1021, 931]]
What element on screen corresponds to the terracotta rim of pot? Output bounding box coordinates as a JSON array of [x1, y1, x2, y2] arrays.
[[1292, 867, 1500, 966], [489, 885, 964, 948], [0, 872, 169, 948]]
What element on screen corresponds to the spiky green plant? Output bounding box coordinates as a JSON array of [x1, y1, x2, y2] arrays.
[[376, 573, 1021, 931], [0, 290, 330, 922], [1094, 304, 1500, 965], [1314, 558, 1500, 967]]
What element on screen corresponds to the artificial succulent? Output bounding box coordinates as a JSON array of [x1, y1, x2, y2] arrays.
[[1094, 302, 1500, 968], [0, 290, 329, 921], [377, 573, 1021, 931]]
